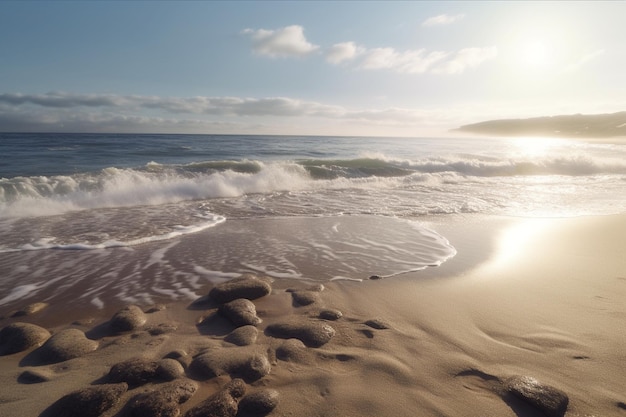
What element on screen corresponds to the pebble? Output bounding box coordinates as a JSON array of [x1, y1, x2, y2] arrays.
[[505, 375, 569, 417], [219, 298, 262, 327], [108, 357, 181, 386], [266, 320, 335, 347], [289, 290, 320, 306], [36, 328, 98, 364], [225, 325, 259, 346], [190, 346, 271, 382], [364, 318, 391, 330], [275, 339, 308, 362], [239, 389, 280, 416], [319, 309, 343, 321], [209, 277, 271, 304], [184, 378, 246, 417], [43, 382, 128, 417], [110, 305, 147, 332], [11, 302, 49, 317], [127, 379, 197, 417], [0, 322, 51, 355]]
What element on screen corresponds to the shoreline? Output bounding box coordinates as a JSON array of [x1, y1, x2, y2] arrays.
[[1, 213, 625, 416]]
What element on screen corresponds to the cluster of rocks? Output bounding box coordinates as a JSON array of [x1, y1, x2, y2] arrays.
[[0, 275, 347, 417], [0, 274, 581, 417]]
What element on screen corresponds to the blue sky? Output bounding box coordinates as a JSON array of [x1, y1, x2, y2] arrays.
[[1, 1, 624, 136]]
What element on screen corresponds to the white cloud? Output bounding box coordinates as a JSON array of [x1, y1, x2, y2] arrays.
[[563, 49, 606, 73], [326, 42, 361, 65], [422, 14, 465, 27], [432, 46, 498, 74], [0, 91, 465, 135], [242, 25, 319, 58], [356, 46, 495, 75]]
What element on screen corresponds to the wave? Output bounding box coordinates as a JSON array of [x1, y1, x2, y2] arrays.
[[1, 154, 625, 219]]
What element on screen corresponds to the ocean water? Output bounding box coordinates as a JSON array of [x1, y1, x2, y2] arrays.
[[1, 132, 625, 312]]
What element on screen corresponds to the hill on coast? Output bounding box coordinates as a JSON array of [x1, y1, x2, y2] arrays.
[[456, 111, 626, 138]]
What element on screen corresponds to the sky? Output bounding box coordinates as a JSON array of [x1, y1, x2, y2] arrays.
[[0, 1, 625, 137]]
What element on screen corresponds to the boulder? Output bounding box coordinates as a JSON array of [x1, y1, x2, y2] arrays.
[[266, 320, 335, 347], [219, 299, 262, 327], [225, 325, 258, 346], [505, 375, 569, 417], [0, 322, 51, 355], [36, 328, 98, 363], [209, 277, 271, 304], [43, 382, 128, 417], [110, 305, 147, 332], [239, 389, 280, 416], [184, 378, 246, 417], [190, 347, 270, 382]]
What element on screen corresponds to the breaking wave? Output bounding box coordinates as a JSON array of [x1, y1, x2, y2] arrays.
[[1, 154, 625, 219]]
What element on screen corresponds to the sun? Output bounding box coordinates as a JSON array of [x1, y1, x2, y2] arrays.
[[520, 39, 551, 70]]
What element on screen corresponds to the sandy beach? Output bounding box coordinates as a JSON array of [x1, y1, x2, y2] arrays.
[[1, 213, 625, 417]]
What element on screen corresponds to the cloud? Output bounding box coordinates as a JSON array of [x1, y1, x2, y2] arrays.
[[422, 14, 465, 27], [432, 46, 498, 74], [0, 91, 464, 135], [326, 42, 361, 65], [242, 25, 319, 58], [563, 49, 606, 73], [360, 48, 450, 74]]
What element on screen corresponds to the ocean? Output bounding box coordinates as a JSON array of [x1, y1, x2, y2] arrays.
[[1, 132, 625, 314]]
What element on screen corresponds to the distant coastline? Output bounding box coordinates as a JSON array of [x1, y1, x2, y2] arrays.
[[455, 111, 626, 138]]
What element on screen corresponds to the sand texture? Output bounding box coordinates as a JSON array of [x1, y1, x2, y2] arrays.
[[0, 214, 625, 416]]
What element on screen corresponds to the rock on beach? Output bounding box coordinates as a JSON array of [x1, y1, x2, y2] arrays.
[[42, 382, 128, 417], [219, 298, 262, 327], [0, 322, 51, 355], [108, 357, 183, 386], [190, 346, 271, 382], [239, 389, 280, 416], [127, 379, 198, 417], [505, 375, 569, 417], [36, 328, 98, 363], [184, 378, 246, 417], [266, 320, 336, 347], [110, 305, 147, 332], [209, 277, 271, 304]]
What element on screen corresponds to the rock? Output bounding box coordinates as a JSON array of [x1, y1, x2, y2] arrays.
[[44, 382, 128, 417], [184, 379, 245, 417], [364, 319, 390, 330], [145, 304, 167, 313], [219, 299, 262, 327], [289, 290, 320, 306], [157, 358, 186, 381], [147, 322, 179, 336], [12, 302, 49, 317], [319, 309, 342, 321], [0, 322, 51, 355], [275, 339, 308, 362], [505, 375, 569, 417], [239, 389, 280, 416], [110, 305, 147, 332], [209, 277, 271, 304], [164, 349, 192, 369], [225, 325, 258, 346], [36, 328, 98, 363], [127, 379, 197, 417], [108, 358, 161, 386], [369, 275, 382, 280], [266, 320, 335, 347], [190, 347, 271, 382]]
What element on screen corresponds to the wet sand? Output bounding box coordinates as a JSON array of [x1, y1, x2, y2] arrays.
[[1, 214, 625, 416]]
